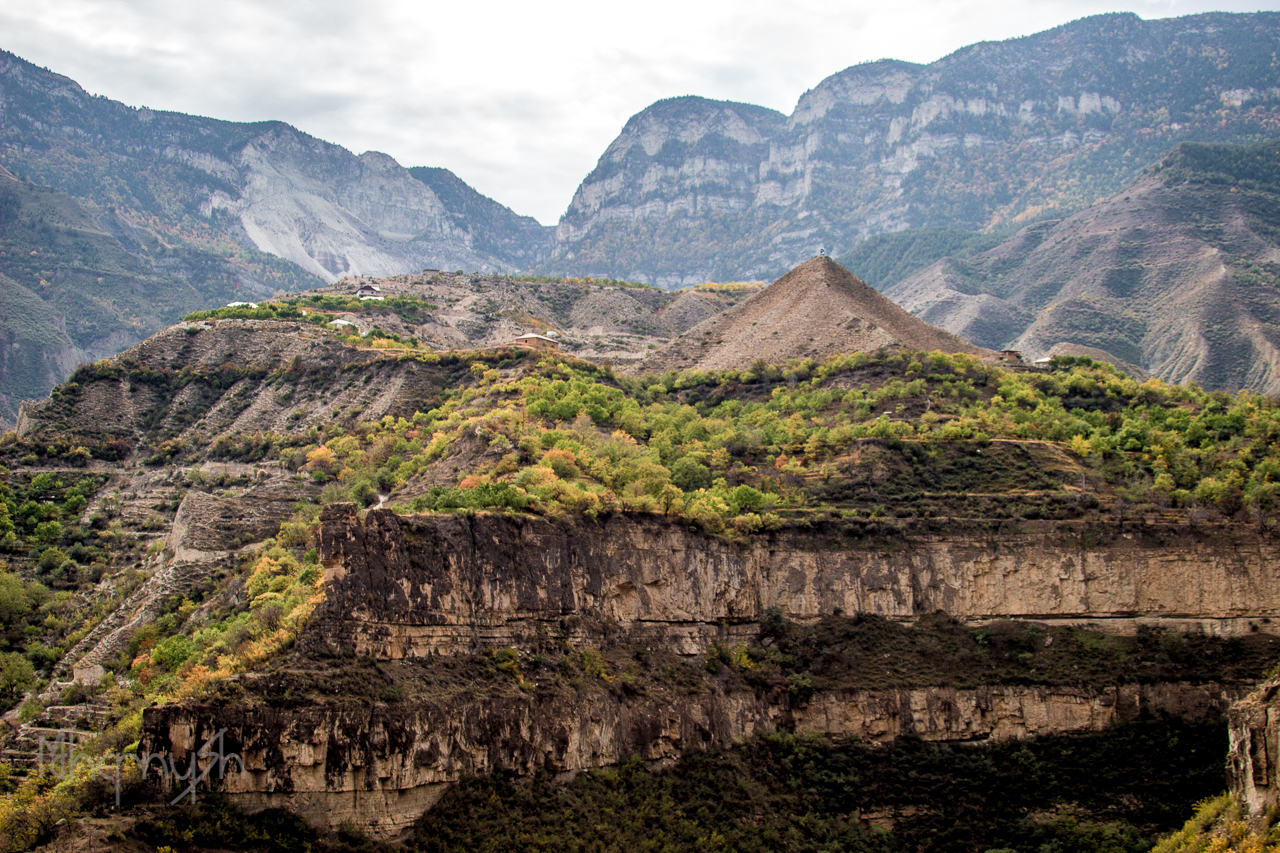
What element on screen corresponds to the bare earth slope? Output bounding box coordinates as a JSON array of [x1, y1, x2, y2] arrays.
[[638, 256, 991, 373], [886, 140, 1280, 393], [313, 272, 754, 364]]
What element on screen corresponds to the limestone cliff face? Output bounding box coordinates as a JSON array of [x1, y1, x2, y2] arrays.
[[207, 134, 510, 281], [1228, 678, 1280, 818], [144, 680, 1241, 835], [552, 96, 785, 250], [544, 12, 1280, 286], [138, 506, 1277, 834], [313, 506, 1280, 659]]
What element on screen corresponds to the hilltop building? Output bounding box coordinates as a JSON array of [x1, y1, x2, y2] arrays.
[[512, 333, 561, 352]]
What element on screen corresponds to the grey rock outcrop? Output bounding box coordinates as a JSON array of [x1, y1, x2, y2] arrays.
[[544, 12, 1280, 286], [312, 507, 1280, 660], [138, 504, 1280, 836], [1228, 678, 1280, 819]]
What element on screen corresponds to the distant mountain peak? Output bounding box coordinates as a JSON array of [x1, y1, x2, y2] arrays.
[[543, 10, 1280, 288]]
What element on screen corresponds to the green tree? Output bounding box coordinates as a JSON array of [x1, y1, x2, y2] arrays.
[[0, 571, 34, 626], [0, 652, 35, 702], [670, 457, 712, 491]]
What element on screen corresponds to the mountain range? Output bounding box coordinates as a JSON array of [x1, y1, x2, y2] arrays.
[[544, 11, 1280, 285], [6, 12, 1280, 293], [0, 49, 548, 283], [2, 10, 1280, 416]]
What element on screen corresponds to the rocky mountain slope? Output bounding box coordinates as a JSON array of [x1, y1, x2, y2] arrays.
[[0, 50, 549, 285], [305, 271, 754, 365], [885, 139, 1280, 393], [640, 256, 990, 373], [0, 165, 286, 426], [407, 167, 551, 267], [543, 11, 1280, 286]]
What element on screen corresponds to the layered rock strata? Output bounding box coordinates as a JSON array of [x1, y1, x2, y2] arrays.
[[1228, 678, 1280, 818], [145, 681, 1241, 835], [312, 506, 1280, 659], [139, 506, 1280, 834]]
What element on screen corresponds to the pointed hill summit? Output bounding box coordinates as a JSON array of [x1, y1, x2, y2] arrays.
[[638, 256, 992, 373]]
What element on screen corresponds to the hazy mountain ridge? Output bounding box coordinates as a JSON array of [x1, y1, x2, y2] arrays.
[[407, 166, 552, 266], [0, 166, 291, 426], [543, 12, 1280, 286], [0, 50, 541, 284], [885, 139, 1280, 393]]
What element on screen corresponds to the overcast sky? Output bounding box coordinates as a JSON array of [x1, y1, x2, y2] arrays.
[[3, 1, 1277, 224]]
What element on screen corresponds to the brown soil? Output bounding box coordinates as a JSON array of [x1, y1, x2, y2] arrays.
[[637, 256, 992, 374]]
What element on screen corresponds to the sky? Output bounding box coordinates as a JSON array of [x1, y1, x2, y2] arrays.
[[2, 1, 1278, 225]]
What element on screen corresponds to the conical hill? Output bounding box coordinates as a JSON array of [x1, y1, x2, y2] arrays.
[[639, 256, 992, 373]]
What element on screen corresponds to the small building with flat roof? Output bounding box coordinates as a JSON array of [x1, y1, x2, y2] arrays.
[[511, 333, 561, 352]]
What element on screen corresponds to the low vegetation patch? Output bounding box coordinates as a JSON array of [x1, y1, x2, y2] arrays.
[[1151, 793, 1280, 852], [215, 348, 1280, 534]]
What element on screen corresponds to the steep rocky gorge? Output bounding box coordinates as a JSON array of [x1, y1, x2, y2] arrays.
[[5, 309, 1279, 842]]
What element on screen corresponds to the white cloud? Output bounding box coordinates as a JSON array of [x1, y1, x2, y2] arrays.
[[1, 0, 1277, 224]]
